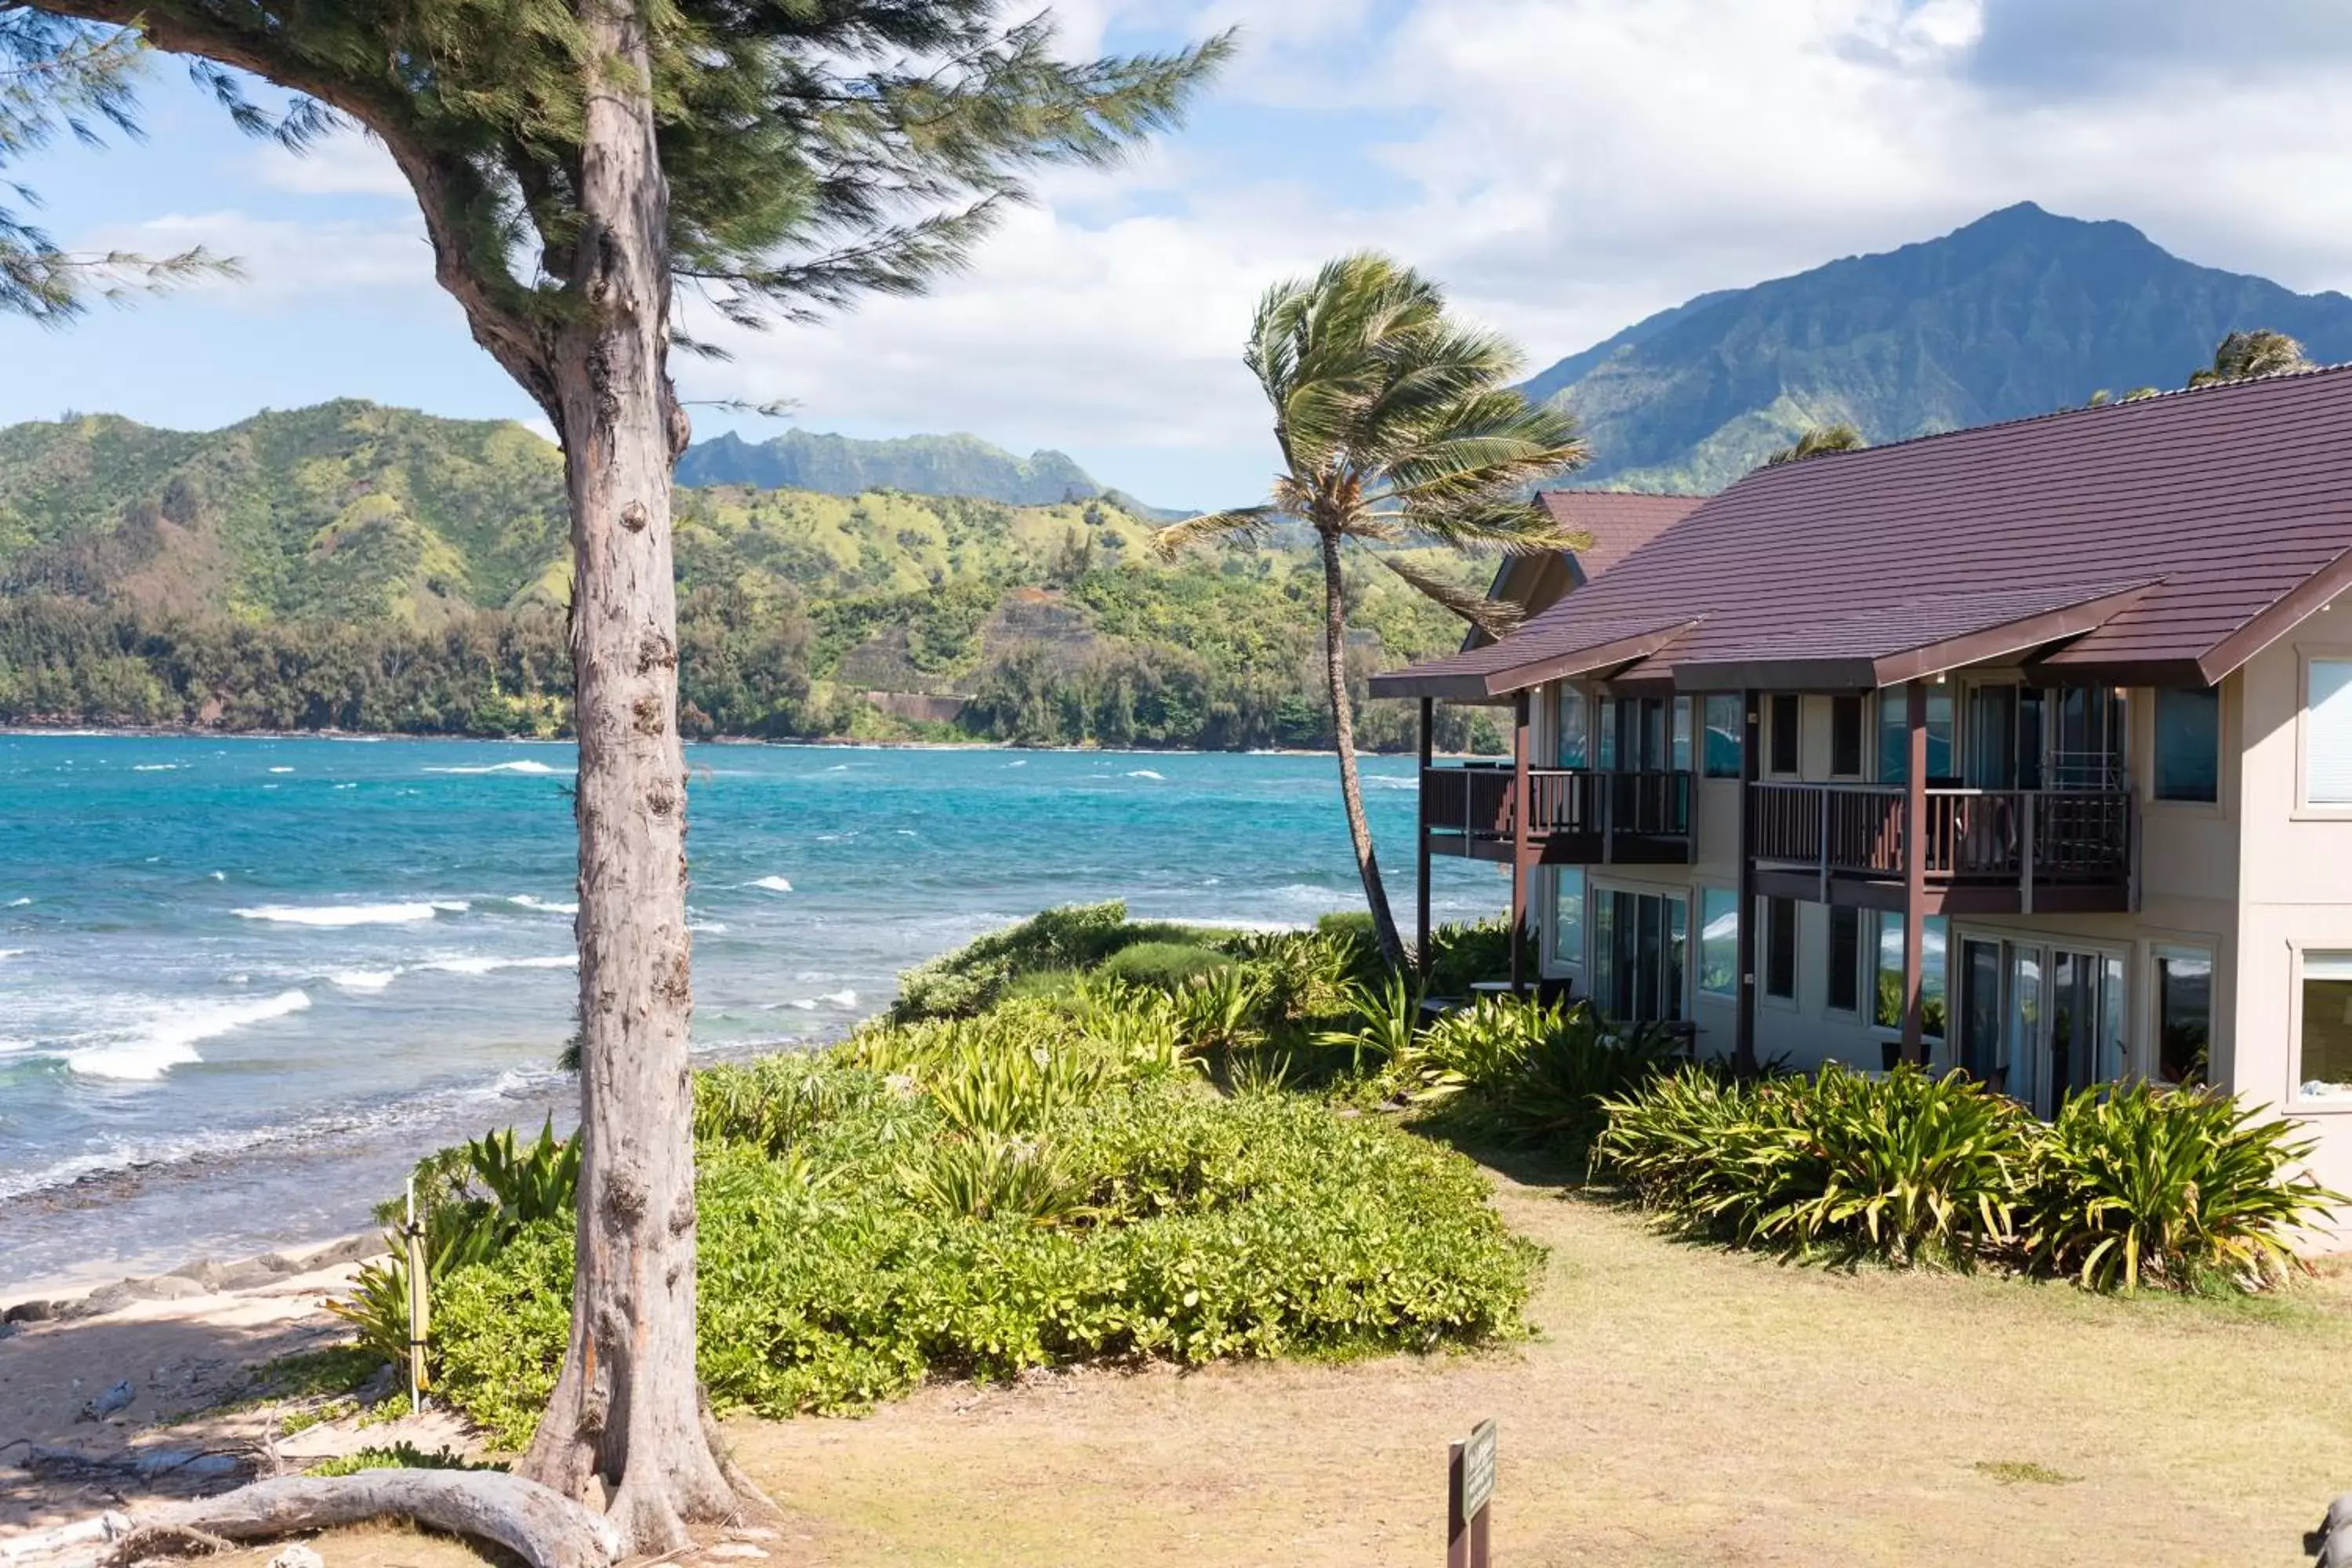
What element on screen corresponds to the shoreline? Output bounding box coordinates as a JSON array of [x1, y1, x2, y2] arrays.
[[1, 724, 1490, 761]]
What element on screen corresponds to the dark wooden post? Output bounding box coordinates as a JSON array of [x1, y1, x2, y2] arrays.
[[1509, 690, 1530, 994], [1734, 688, 1760, 1073], [1417, 696, 1435, 971], [1902, 680, 1929, 1063]]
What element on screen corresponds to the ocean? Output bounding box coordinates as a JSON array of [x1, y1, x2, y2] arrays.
[[0, 732, 1495, 1286]]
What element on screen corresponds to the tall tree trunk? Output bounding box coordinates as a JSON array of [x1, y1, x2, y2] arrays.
[[516, 0, 733, 1552], [1319, 528, 1406, 967]]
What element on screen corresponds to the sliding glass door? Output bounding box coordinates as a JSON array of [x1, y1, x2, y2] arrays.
[[1590, 888, 1689, 1024], [1961, 935, 2128, 1116]]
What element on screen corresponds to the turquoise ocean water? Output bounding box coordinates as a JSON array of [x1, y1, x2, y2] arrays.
[[0, 733, 1494, 1284]]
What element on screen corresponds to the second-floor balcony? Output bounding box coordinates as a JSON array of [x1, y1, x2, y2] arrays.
[[1748, 782, 2134, 915], [1421, 763, 1694, 866]]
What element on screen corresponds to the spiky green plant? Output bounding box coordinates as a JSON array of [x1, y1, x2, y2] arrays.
[[2022, 1082, 2341, 1293]]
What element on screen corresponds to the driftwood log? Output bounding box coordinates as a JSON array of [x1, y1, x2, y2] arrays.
[[0, 1472, 619, 1568]]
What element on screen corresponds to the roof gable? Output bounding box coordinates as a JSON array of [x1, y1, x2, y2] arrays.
[[1384, 365, 2352, 696]]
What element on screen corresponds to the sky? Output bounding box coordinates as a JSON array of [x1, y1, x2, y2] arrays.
[[11, 0, 2352, 510]]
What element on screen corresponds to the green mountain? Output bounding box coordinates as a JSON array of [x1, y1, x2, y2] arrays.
[[1528, 201, 2352, 492], [677, 427, 1178, 519], [0, 401, 1482, 750]]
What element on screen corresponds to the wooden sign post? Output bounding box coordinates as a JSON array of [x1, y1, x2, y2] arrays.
[[1447, 1418, 1496, 1568]]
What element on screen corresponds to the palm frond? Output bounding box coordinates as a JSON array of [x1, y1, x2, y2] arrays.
[[1150, 506, 1283, 560], [1374, 552, 1526, 640], [1763, 423, 1866, 467]]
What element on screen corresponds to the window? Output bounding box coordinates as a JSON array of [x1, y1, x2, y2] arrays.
[[1763, 896, 1796, 1000], [1876, 687, 1955, 783], [1826, 906, 1861, 1014], [1595, 698, 1618, 770], [1591, 888, 1689, 1023], [1698, 887, 1737, 999], [1831, 695, 1864, 778], [1552, 868, 1584, 967], [1702, 695, 1743, 778], [1671, 696, 1693, 772], [1768, 694, 1799, 775], [2307, 659, 2352, 806], [1871, 913, 1948, 1037], [2154, 948, 2212, 1084], [1556, 687, 1588, 770], [2154, 687, 2220, 803], [2300, 952, 2352, 1102]]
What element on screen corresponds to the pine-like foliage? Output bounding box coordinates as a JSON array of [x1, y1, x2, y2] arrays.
[[4, 2, 1229, 405]]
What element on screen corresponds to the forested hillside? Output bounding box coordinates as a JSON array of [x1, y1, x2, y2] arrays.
[[0, 402, 1492, 751], [677, 428, 1176, 517], [1526, 202, 2352, 491]]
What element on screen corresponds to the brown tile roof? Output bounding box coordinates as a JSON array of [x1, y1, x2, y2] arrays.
[[1460, 490, 1706, 653], [1375, 366, 2352, 699]]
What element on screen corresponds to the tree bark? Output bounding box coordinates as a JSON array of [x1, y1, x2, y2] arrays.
[[514, 0, 734, 1552], [85, 1474, 615, 1568], [1319, 528, 1406, 967]]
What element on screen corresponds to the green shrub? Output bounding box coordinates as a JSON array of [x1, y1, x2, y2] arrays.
[[2022, 1082, 2341, 1293], [332, 1120, 580, 1368], [1424, 916, 1532, 997], [1098, 940, 1232, 990], [429, 1042, 1541, 1442], [1414, 994, 1681, 1149], [889, 902, 1134, 1020], [1070, 977, 1196, 1079], [1597, 1065, 2034, 1268]]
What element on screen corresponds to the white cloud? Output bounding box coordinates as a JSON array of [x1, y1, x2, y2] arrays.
[[54, 0, 2352, 503], [247, 130, 410, 198], [88, 209, 433, 308]]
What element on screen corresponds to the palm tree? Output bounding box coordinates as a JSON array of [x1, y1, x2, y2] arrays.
[[1155, 252, 1586, 967], [1764, 423, 1867, 466], [2188, 328, 2309, 387]]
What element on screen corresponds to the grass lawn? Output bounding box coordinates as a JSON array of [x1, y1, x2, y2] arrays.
[[195, 1153, 2352, 1568], [724, 1156, 2352, 1567]]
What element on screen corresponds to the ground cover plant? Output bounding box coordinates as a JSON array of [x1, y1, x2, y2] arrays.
[[378, 910, 1539, 1448], [1595, 1065, 2339, 1289]]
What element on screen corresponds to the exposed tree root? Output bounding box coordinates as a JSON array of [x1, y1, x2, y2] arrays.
[[9, 1471, 622, 1568]]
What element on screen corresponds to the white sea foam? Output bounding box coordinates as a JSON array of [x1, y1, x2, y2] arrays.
[[821, 989, 857, 1007], [6, 897, 28, 906], [131, 764, 180, 772], [689, 920, 728, 935], [235, 902, 445, 927], [747, 876, 793, 893], [1005, 760, 1027, 768], [1126, 769, 1166, 780], [505, 894, 579, 915], [426, 760, 558, 775], [268, 766, 295, 775], [329, 969, 399, 993], [0, 949, 23, 960], [68, 989, 311, 1081], [416, 954, 576, 976], [209, 871, 227, 881]]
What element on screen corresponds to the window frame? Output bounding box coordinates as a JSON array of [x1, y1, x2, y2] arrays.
[[2148, 942, 2215, 1087], [2151, 684, 2221, 805], [2297, 651, 2352, 818], [1550, 866, 1585, 970], [1701, 694, 1743, 779], [1697, 885, 1739, 1000], [1870, 911, 1948, 1040], [1825, 904, 1863, 1016], [1830, 694, 1864, 779], [2292, 944, 2352, 1111], [1762, 895, 1797, 1004], [1767, 693, 1800, 777]]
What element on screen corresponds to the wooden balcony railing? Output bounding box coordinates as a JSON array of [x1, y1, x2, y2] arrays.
[[1421, 766, 1693, 862], [1748, 782, 2133, 902]]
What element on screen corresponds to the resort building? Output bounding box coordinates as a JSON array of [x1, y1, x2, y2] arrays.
[[1373, 365, 2352, 1204]]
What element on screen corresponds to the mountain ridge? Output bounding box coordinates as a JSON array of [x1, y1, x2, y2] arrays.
[[677, 426, 1180, 518], [1526, 201, 2352, 492]]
